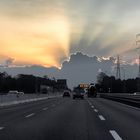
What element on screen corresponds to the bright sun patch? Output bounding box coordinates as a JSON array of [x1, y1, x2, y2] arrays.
[[0, 16, 70, 67]]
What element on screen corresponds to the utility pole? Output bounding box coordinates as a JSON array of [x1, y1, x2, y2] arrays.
[[116, 55, 121, 79], [136, 34, 140, 91], [137, 54, 140, 92], [137, 49, 140, 78], [122, 67, 126, 93]]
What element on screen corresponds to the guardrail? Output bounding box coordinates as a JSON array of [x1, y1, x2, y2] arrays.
[[100, 93, 140, 108], [0, 92, 62, 107]]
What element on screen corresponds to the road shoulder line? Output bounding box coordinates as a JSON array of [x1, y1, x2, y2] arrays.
[[0, 127, 4, 130], [25, 113, 35, 118], [42, 107, 48, 110]]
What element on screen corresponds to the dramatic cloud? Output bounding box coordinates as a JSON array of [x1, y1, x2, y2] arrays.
[[5, 58, 15, 67], [0, 16, 70, 67], [0, 52, 139, 88], [0, 0, 140, 67]]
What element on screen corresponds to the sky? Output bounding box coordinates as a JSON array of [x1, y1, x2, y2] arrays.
[[0, 52, 138, 88], [0, 0, 140, 68]]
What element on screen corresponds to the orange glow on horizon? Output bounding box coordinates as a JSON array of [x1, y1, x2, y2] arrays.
[[0, 16, 70, 68]]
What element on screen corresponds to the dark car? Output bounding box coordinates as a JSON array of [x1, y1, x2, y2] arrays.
[[63, 91, 71, 97], [73, 92, 84, 99]]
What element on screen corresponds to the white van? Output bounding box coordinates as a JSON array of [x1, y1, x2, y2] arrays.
[[8, 90, 19, 94]]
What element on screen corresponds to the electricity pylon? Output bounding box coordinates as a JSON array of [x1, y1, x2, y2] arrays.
[[116, 55, 121, 79], [136, 34, 140, 91]]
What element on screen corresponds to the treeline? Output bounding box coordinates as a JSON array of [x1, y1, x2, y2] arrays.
[[96, 72, 140, 93], [0, 72, 58, 93]]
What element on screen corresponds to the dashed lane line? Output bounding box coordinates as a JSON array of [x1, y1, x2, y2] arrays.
[[94, 109, 98, 112], [98, 115, 106, 121], [86, 99, 92, 106], [0, 127, 4, 130], [109, 130, 123, 140], [89, 102, 92, 105], [42, 107, 48, 111], [25, 113, 35, 118], [91, 105, 94, 108]]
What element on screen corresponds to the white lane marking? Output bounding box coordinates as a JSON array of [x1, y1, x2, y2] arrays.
[[89, 102, 92, 105], [109, 130, 122, 140], [86, 100, 92, 105], [0, 127, 4, 130], [25, 113, 35, 118], [89, 103, 92, 106], [98, 115, 106, 120], [91, 105, 94, 108], [94, 109, 98, 112], [42, 107, 48, 111]]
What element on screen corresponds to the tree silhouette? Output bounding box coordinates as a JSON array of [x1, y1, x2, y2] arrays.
[[0, 72, 63, 94], [97, 73, 137, 93]]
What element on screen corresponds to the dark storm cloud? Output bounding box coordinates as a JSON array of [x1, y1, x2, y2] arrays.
[[0, 52, 138, 88]]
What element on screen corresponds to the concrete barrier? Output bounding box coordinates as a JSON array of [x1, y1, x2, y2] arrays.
[[100, 93, 140, 108], [0, 92, 62, 107]]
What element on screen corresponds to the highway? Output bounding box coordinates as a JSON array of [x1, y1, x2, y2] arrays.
[[0, 97, 140, 140]]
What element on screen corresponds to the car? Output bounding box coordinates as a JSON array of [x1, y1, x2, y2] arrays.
[[18, 92, 24, 95], [8, 90, 24, 97], [73, 92, 84, 99], [63, 91, 71, 97], [133, 92, 140, 95], [8, 90, 19, 94]]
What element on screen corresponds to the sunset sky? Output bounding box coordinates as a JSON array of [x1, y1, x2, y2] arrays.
[[0, 0, 140, 67]]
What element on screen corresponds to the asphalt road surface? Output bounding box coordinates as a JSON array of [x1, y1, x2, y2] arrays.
[[0, 97, 140, 140]]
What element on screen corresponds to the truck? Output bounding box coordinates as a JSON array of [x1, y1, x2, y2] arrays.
[[87, 85, 97, 98]]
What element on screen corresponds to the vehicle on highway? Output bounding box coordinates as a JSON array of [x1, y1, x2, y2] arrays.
[[8, 90, 19, 94], [63, 91, 71, 97], [8, 90, 24, 97], [18, 92, 24, 95], [87, 85, 97, 98], [73, 86, 85, 99], [73, 92, 84, 99], [133, 92, 140, 95]]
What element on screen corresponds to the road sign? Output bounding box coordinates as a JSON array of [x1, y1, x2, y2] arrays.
[[79, 84, 89, 88]]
